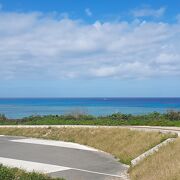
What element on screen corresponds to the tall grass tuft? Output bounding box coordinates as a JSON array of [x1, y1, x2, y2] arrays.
[[129, 138, 180, 180]]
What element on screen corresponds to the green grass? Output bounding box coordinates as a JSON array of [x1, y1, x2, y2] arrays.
[[0, 164, 64, 180], [0, 111, 180, 126]]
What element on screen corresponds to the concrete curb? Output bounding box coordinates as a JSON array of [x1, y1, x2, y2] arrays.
[[131, 138, 176, 166]]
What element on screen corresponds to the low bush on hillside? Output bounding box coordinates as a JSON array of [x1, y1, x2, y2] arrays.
[[0, 164, 64, 180], [165, 110, 180, 121], [0, 111, 180, 126]]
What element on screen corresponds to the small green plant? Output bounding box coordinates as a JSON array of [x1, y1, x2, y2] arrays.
[[166, 110, 180, 121], [0, 164, 64, 180]]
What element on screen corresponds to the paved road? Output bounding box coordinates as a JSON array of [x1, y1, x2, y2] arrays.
[[0, 135, 128, 180]]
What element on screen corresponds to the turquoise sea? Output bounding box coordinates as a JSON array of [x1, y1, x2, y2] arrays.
[[0, 98, 180, 119]]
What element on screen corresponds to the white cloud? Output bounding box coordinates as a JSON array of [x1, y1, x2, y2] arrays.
[[132, 7, 166, 18], [0, 12, 180, 80], [85, 8, 92, 17]]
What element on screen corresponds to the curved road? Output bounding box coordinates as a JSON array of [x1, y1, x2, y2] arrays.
[[0, 135, 128, 180]]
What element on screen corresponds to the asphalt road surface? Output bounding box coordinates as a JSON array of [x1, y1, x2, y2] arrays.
[[0, 135, 128, 180]]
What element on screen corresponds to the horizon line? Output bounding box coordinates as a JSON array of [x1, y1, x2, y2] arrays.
[[0, 97, 180, 99]]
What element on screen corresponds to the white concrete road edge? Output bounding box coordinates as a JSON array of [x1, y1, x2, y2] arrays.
[[0, 157, 71, 173], [11, 138, 98, 152], [131, 138, 176, 166]]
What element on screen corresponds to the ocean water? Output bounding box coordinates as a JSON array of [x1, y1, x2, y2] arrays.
[[0, 98, 180, 119]]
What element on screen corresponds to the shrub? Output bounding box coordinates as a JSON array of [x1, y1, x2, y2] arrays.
[[166, 110, 180, 121], [108, 113, 131, 120], [0, 164, 64, 180]]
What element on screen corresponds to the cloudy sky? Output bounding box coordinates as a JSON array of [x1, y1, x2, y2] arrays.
[[0, 0, 180, 97]]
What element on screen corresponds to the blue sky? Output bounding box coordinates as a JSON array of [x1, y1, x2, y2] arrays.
[[1, 0, 180, 22], [0, 0, 180, 97]]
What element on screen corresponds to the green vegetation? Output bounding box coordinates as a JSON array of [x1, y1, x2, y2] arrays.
[[0, 127, 176, 165], [0, 111, 180, 126], [0, 164, 64, 180]]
